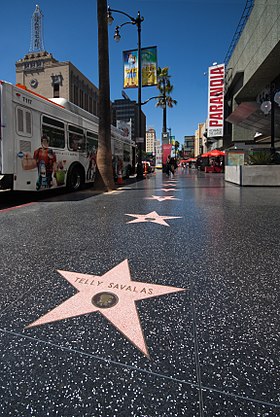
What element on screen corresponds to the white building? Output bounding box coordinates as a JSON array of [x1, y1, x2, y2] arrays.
[[146, 128, 156, 153]]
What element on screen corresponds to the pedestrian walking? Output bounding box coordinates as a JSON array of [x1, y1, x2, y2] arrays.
[[166, 155, 171, 177]]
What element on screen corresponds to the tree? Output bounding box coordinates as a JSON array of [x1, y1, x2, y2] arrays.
[[155, 67, 177, 134], [175, 140, 180, 158], [96, 0, 115, 191]]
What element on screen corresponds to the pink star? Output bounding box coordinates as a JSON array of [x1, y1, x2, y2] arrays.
[[26, 260, 186, 357], [160, 188, 178, 192], [125, 210, 182, 226], [145, 195, 180, 202]]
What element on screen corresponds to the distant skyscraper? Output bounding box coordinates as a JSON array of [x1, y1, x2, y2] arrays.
[[112, 96, 146, 144], [30, 5, 45, 52], [146, 128, 156, 153]]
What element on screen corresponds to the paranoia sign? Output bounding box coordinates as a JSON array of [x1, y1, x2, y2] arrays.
[[207, 64, 225, 138]]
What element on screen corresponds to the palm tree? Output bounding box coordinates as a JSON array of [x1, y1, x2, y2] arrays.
[[175, 140, 180, 158], [96, 0, 115, 191], [156, 67, 177, 134]]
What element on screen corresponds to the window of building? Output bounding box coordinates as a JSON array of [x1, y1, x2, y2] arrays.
[[79, 90, 83, 108], [84, 93, 88, 111], [89, 97, 93, 114], [53, 83, 59, 98]]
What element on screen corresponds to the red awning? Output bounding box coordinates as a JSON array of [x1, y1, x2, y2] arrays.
[[208, 149, 225, 157]]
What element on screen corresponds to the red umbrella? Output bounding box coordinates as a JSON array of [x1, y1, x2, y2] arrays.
[[208, 149, 225, 157], [201, 152, 210, 157]]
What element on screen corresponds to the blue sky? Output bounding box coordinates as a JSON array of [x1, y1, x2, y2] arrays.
[[0, 0, 246, 145]]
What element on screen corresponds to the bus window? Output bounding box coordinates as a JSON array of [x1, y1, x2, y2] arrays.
[[42, 116, 65, 148], [17, 108, 24, 132], [26, 111, 31, 134], [69, 125, 86, 152], [86, 131, 98, 154], [16, 107, 32, 137]]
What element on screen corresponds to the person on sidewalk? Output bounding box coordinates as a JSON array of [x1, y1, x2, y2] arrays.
[[166, 155, 171, 177], [169, 156, 177, 177]]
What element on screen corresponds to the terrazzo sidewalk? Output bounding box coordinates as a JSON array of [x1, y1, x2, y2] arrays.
[[0, 169, 279, 416]]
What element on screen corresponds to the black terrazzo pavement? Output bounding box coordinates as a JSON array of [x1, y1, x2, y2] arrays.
[[0, 168, 279, 416]]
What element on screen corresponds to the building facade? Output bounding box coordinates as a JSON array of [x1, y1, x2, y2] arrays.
[[111, 97, 146, 144], [155, 140, 162, 168], [145, 128, 156, 154], [194, 123, 206, 156], [224, 0, 280, 149], [183, 135, 195, 158], [15, 5, 100, 119], [16, 53, 99, 117]]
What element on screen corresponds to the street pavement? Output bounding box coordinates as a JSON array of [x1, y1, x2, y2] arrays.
[[0, 168, 279, 417]]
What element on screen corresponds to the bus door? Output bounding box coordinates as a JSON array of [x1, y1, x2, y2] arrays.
[[15, 105, 38, 191]]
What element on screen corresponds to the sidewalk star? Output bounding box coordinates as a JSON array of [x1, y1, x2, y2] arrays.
[[26, 260, 186, 357], [160, 188, 178, 192], [145, 195, 180, 202], [125, 210, 182, 226]]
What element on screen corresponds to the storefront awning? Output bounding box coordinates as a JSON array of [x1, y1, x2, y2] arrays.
[[226, 101, 280, 138]]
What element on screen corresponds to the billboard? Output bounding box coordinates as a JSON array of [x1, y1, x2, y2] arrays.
[[123, 46, 157, 89], [116, 119, 132, 141], [207, 63, 225, 138]]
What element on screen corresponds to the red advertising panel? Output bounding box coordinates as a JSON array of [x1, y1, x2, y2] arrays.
[[162, 144, 172, 166], [207, 64, 225, 138]]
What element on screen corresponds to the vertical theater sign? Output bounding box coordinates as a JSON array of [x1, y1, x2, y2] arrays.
[[207, 64, 225, 138]]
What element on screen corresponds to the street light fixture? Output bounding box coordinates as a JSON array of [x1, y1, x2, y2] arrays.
[[107, 6, 144, 179], [141, 95, 164, 106], [113, 27, 121, 42]]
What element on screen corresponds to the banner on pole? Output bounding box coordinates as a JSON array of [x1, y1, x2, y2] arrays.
[[123, 46, 158, 89]]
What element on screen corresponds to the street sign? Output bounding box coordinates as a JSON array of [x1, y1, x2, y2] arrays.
[[136, 137, 144, 143]]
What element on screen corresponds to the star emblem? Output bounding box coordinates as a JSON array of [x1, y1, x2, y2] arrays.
[[160, 188, 178, 192], [145, 195, 180, 202], [26, 260, 186, 357], [125, 210, 182, 226]]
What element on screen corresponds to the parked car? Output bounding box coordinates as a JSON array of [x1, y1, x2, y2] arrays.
[[135, 161, 154, 175]]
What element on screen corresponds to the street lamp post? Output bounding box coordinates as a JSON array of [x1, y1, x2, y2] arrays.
[[107, 6, 144, 179], [167, 127, 172, 144]]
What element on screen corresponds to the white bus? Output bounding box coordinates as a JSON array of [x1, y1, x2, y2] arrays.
[[0, 81, 135, 192]]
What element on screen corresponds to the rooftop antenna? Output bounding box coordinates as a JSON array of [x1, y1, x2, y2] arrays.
[[29, 4, 45, 52]]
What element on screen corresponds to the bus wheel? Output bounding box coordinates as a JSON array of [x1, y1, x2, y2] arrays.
[[67, 165, 84, 191]]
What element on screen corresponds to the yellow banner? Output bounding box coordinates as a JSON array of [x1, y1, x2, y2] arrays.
[[123, 46, 157, 89]]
